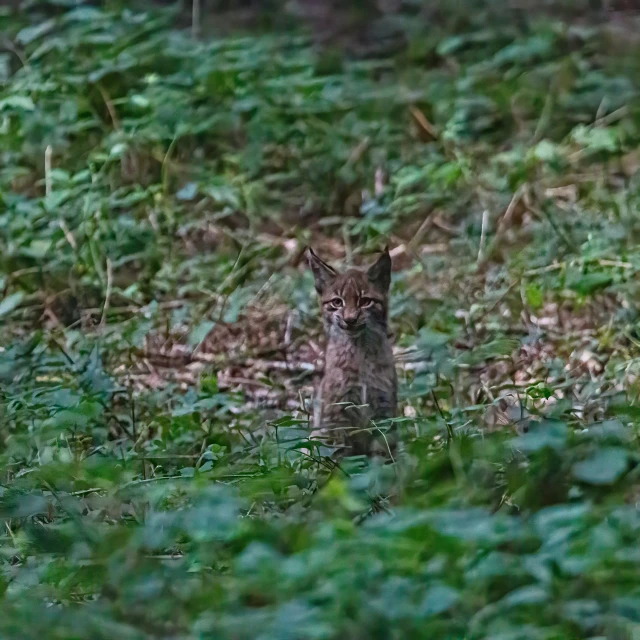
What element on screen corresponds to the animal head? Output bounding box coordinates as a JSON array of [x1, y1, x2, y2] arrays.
[[307, 247, 391, 336]]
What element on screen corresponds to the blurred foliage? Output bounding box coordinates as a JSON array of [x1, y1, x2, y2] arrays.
[[2, 0, 640, 638]]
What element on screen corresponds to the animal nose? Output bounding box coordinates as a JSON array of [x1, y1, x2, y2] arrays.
[[344, 313, 358, 326]]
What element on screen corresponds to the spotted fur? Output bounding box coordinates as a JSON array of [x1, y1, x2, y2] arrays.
[[307, 247, 397, 457]]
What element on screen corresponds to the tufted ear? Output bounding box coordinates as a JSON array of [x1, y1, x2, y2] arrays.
[[307, 247, 338, 295], [367, 246, 391, 293]]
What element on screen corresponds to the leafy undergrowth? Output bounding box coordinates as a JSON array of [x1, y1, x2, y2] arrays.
[[2, 1, 640, 638]]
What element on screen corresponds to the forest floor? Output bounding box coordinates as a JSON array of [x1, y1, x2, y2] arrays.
[[2, 2, 640, 638]]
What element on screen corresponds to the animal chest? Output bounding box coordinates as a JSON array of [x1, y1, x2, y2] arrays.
[[320, 358, 395, 425]]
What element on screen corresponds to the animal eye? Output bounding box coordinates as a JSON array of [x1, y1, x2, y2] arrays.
[[360, 298, 375, 308], [330, 297, 344, 307]]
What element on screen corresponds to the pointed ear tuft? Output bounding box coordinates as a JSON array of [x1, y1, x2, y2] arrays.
[[367, 247, 391, 293], [307, 247, 338, 295]]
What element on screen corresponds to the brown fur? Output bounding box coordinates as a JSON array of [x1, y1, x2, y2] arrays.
[[307, 247, 397, 457]]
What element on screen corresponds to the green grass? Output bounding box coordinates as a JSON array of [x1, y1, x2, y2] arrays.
[[2, 1, 640, 638]]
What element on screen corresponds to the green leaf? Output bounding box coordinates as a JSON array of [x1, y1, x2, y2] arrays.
[[177, 182, 198, 201], [16, 19, 56, 45], [525, 283, 544, 310], [582, 420, 631, 444], [531, 140, 560, 163], [109, 143, 128, 157], [532, 503, 589, 538], [491, 35, 553, 67], [509, 420, 567, 453], [417, 328, 451, 349], [188, 320, 216, 345], [561, 599, 602, 630], [573, 447, 628, 485], [420, 584, 460, 616], [463, 338, 520, 365], [21, 239, 52, 258], [0, 96, 35, 111], [0, 493, 48, 519], [428, 508, 524, 543], [0, 292, 24, 319], [568, 272, 613, 296], [571, 124, 619, 153], [501, 585, 549, 607]]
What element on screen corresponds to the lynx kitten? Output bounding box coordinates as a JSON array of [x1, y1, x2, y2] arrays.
[[307, 247, 397, 457]]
